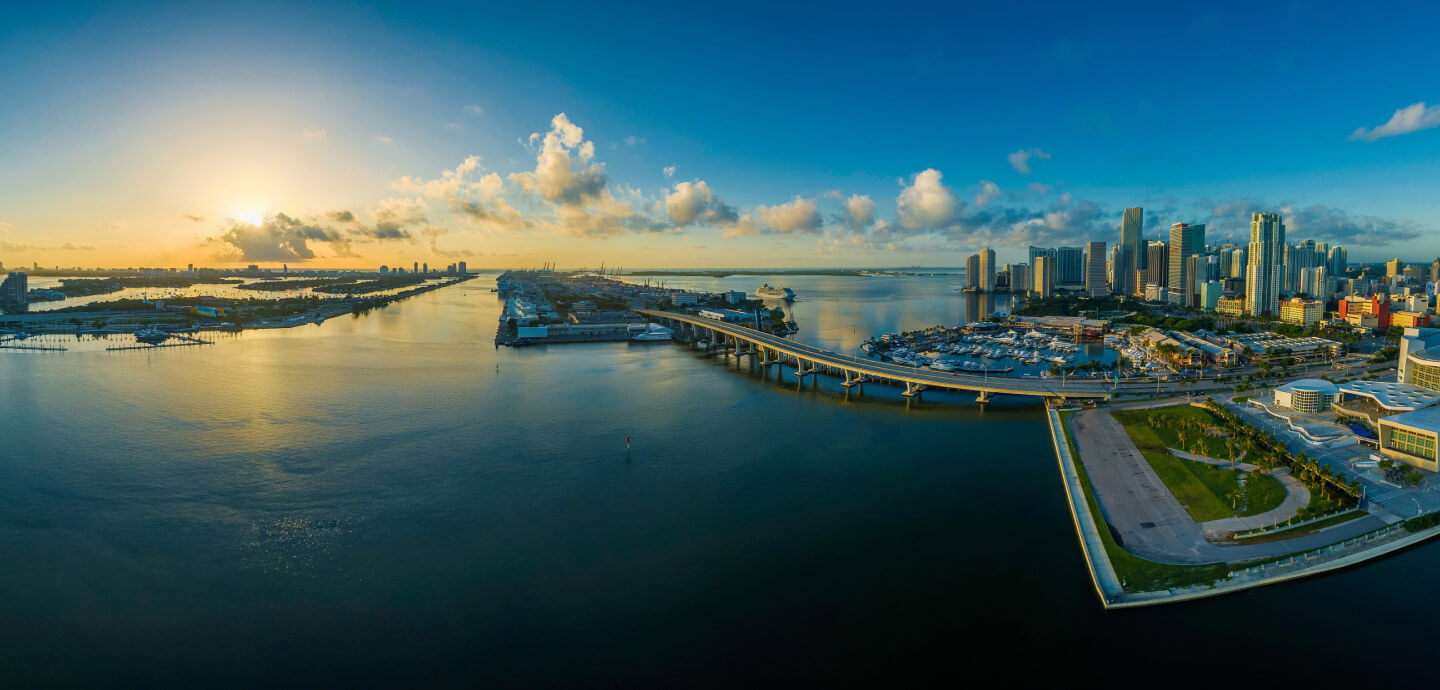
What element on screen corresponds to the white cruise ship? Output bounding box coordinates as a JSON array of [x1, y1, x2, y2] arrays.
[[632, 324, 673, 342], [755, 284, 795, 300]]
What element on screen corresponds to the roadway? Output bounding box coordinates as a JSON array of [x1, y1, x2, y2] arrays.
[[639, 309, 1238, 401]]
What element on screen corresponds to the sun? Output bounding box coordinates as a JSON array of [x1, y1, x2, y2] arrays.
[[239, 210, 265, 225]]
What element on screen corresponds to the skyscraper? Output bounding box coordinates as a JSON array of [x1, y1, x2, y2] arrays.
[[1246, 212, 1285, 317], [0, 272, 27, 305], [1388, 258, 1403, 277], [1033, 256, 1054, 298], [978, 247, 996, 292], [1056, 246, 1085, 285], [1167, 223, 1205, 307], [1085, 241, 1107, 297], [1329, 246, 1347, 276], [1146, 241, 1168, 290], [1009, 263, 1029, 294], [965, 254, 980, 290], [1187, 254, 1207, 308], [1117, 207, 1142, 296]]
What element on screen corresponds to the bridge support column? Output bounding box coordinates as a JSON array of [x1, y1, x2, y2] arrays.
[[976, 391, 992, 404], [794, 359, 815, 377], [902, 381, 923, 398]]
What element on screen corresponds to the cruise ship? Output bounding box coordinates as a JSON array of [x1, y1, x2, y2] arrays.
[[755, 284, 795, 301]]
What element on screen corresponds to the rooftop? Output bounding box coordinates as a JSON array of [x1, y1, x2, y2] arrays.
[[1275, 379, 1339, 396], [1379, 405, 1440, 432], [1338, 380, 1440, 411]]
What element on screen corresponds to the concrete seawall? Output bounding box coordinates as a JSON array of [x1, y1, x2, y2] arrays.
[[1046, 407, 1124, 606]]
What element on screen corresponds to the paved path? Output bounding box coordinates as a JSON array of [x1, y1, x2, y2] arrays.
[[1067, 407, 1389, 564]]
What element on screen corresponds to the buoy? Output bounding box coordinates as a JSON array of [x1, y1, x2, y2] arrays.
[[626, 436, 631, 450]]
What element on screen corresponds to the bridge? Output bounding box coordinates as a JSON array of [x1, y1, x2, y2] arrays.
[[637, 309, 1123, 403]]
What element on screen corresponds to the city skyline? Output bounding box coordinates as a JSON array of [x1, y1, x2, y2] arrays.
[[3, 2, 1440, 270]]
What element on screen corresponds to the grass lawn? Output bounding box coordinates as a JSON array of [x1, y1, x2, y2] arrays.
[[1060, 411, 1231, 593], [1114, 406, 1234, 461], [1113, 407, 1288, 522]]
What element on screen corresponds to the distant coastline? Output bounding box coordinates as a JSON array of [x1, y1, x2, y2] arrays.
[[623, 268, 959, 278]]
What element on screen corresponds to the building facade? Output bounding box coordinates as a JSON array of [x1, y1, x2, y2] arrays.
[[1166, 222, 1205, 307], [1280, 297, 1325, 327], [1245, 212, 1285, 317], [1033, 256, 1054, 298], [978, 247, 996, 292], [1085, 241, 1107, 297], [0, 272, 27, 305], [1116, 206, 1142, 296]]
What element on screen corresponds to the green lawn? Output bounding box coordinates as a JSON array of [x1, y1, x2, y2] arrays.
[[1060, 411, 1231, 593], [1113, 407, 1288, 522], [1114, 406, 1235, 461]]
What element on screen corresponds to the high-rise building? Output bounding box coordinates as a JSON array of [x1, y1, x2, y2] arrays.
[[1232, 247, 1247, 279], [1027, 246, 1056, 273], [1167, 223, 1205, 307], [1246, 212, 1286, 317], [1217, 245, 1236, 279], [1107, 244, 1120, 290], [380, 265, 389, 275], [1085, 241, 1107, 297], [1200, 281, 1223, 312], [1329, 246, 1347, 276], [1388, 258, 1404, 277], [1116, 207, 1143, 296], [1033, 256, 1054, 298], [1187, 254, 1207, 308], [0, 272, 27, 304], [1009, 263, 1029, 293], [458, 261, 467, 275], [965, 254, 980, 290], [1056, 246, 1085, 285], [978, 248, 995, 292], [413, 261, 419, 273], [1146, 241, 1168, 290]]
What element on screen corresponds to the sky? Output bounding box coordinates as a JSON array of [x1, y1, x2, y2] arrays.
[[2, 0, 1439, 270]]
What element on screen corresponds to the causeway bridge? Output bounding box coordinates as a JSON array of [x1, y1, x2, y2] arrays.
[[637, 309, 1119, 403]]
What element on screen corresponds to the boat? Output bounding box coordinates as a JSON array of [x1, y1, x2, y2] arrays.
[[861, 342, 875, 354], [632, 324, 673, 342], [929, 361, 955, 371], [134, 327, 169, 344], [756, 284, 796, 301]]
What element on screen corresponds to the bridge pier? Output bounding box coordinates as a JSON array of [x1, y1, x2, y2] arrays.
[[902, 381, 924, 398], [794, 359, 816, 377], [976, 391, 992, 404]]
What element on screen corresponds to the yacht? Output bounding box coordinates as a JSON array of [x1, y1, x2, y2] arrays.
[[631, 324, 673, 342], [756, 284, 796, 301], [134, 327, 169, 344], [929, 360, 955, 371]]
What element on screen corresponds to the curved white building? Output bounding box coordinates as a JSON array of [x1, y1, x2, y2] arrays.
[[1273, 379, 1339, 414]]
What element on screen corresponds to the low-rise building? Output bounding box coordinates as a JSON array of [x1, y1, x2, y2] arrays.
[[1393, 311, 1430, 328], [1280, 297, 1325, 327], [1216, 298, 1245, 316], [1230, 333, 1342, 363], [1273, 379, 1339, 413], [670, 293, 700, 306], [698, 308, 750, 322], [1377, 407, 1440, 471]]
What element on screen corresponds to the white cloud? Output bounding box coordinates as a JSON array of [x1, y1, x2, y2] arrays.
[[1350, 101, 1440, 142], [464, 104, 484, 115], [663, 166, 676, 178], [510, 113, 608, 205], [301, 129, 327, 140], [1007, 148, 1051, 175], [623, 135, 644, 147], [393, 155, 505, 202], [662, 180, 736, 226], [896, 169, 961, 230], [973, 180, 1001, 208], [841, 194, 876, 231], [754, 197, 824, 234], [375, 135, 393, 144]]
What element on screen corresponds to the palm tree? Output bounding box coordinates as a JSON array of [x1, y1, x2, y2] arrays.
[[1226, 488, 1243, 511]]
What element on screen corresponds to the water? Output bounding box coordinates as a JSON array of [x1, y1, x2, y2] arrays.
[[0, 272, 1430, 686]]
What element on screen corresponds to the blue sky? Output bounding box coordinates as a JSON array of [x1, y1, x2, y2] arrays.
[[2, 1, 1438, 268]]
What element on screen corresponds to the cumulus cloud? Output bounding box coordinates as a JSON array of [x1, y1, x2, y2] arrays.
[[353, 197, 427, 240], [394, 155, 505, 203], [464, 104, 484, 115], [662, 181, 738, 226], [1007, 148, 1051, 175], [896, 169, 961, 230], [1350, 102, 1440, 142], [841, 194, 877, 232], [754, 197, 824, 234], [973, 180, 1001, 208], [301, 129, 327, 140], [1280, 204, 1424, 246], [663, 166, 676, 178], [623, 135, 644, 147], [328, 210, 356, 223], [423, 226, 480, 257], [510, 114, 608, 205], [213, 213, 350, 262]]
